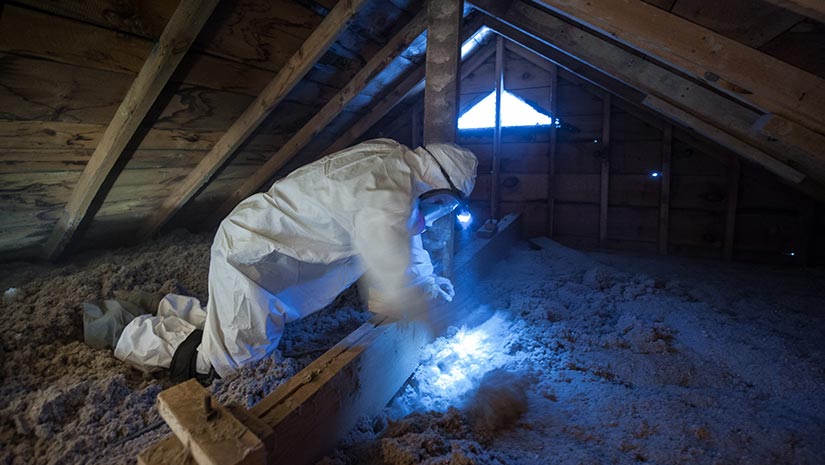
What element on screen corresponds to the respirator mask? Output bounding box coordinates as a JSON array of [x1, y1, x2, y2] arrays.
[[417, 148, 472, 231]]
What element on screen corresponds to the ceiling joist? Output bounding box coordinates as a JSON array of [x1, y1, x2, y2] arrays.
[[760, 0, 825, 24], [41, 0, 221, 260], [138, 0, 371, 240]]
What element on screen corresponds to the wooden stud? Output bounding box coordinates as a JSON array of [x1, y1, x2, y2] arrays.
[[532, 0, 825, 136], [659, 124, 672, 255], [137, 0, 370, 239], [798, 198, 817, 266], [724, 157, 741, 261], [41, 0, 220, 260], [547, 62, 559, 237], [411, 102, 422, 148], [205, 11, 429, 221], [599, 94, 611, 245], [491, 35, 505, 219], [424, 0, 464, 144], [423, 0, 464, 277]]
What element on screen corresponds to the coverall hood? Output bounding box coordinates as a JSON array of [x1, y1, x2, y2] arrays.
[[413, 143, 478, 198]]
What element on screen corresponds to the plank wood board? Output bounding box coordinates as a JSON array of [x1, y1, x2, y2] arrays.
[[760, 0, 825, 24], [475, 3, 825, 193], [139, 213, 522, 465], [205, 11, 428, 222], [532, 0, 825, 136], [42, 0, 221, 260], [136, 0, 370, 239]]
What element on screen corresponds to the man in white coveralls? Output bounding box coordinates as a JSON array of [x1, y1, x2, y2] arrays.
[[112, 139, 478, 380]]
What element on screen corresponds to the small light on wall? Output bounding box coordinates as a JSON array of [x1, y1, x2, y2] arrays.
[[785, 251, 796, 257], [650, 171, 661, 178], [593, 139, 599, 144]]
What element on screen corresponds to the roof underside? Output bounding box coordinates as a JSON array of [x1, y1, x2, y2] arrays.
[[1, 0, 824, 260]]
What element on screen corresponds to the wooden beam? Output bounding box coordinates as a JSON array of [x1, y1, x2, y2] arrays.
[[424, 0, 464, 277], [139, 214, 522, 465], [546, 61, 559, 237], [724, 158, 741, 262], [760, 0, 825, 24], [137, 0, 369, 239], [531, 0, 825, 136], [642, 95, 806, 184], [41, 0, 220, 260], [752, 114, 825, 167], [423, 0, 464, 144], [474, 3, 825, 191], [658, 124, 672, 255], [599, 94, 611, 245], [324, 16, 489, 155], [490, 35, 504, 219], [156, 380, 267, 465], [205, 11, 428, 221], [411, 102, 422, 148]]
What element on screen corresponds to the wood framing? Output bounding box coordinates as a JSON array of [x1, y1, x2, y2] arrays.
[[41, 0, 220, 260], [658, 125, 672, 255], [138, 0, 369, 239], [546, 61, 559, 237], [599, 94, 611, 244], [139, 214, 521, 465], [209, 11, 428, 220], [473, 2, 825, 194], [724, 158, 741, 261], [490, 35, 504, 219], [424, 0, 464, 145], [532, 0, 825, 136]]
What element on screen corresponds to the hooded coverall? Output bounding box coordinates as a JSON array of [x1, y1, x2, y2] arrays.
[[114, 139, 478, 377]]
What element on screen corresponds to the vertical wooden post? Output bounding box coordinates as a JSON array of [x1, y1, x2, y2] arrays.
[[724, 157, 741, 261], [424, 0, 464, 276], [411, 102, 422, 148], [798, 198, 817, 266], [491, 35, 505, 219], [546, 63, 559, 237], [599, 94, 612, 245], [658, 124, 672, 255]]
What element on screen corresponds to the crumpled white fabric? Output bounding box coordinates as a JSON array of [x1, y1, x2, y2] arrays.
[[114, 295, 208, 373]]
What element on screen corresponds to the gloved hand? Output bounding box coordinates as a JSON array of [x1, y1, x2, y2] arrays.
[[428, 276, 455, 303]]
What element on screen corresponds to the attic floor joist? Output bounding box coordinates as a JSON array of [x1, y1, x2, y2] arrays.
[[41, 0, 220, 260], [137, 0, 371, 240], [139, 214, 521, 465], [471, 0, 825, 203]]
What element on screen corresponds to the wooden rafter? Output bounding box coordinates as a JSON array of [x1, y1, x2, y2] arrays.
[[472, 2, 825, 198], [41, 0, 220, 260], [137, 0, 370, 239], [761, 0, 825, 24], [531, 0, 825, 137], [324, 15, 489, 156], [206, 10, 429, 220]]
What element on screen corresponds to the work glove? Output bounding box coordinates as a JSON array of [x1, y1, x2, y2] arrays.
[[428, 276, 455, 303]]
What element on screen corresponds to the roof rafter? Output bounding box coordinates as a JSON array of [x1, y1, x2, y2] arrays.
[[472, 0, 825, 202], [137, 0, 371, 239], [41, 0, 221, 260], [207, 9, 430, 220], [530, 0, 825, 137]]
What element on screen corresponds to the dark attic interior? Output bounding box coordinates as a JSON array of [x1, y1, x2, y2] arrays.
[[1, 0, 825, 464]]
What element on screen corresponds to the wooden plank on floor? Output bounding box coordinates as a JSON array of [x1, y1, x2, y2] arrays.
[[139, 213, 522, 465]]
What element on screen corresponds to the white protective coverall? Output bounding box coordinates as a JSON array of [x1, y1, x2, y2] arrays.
[[115, 139, 478, 377]]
